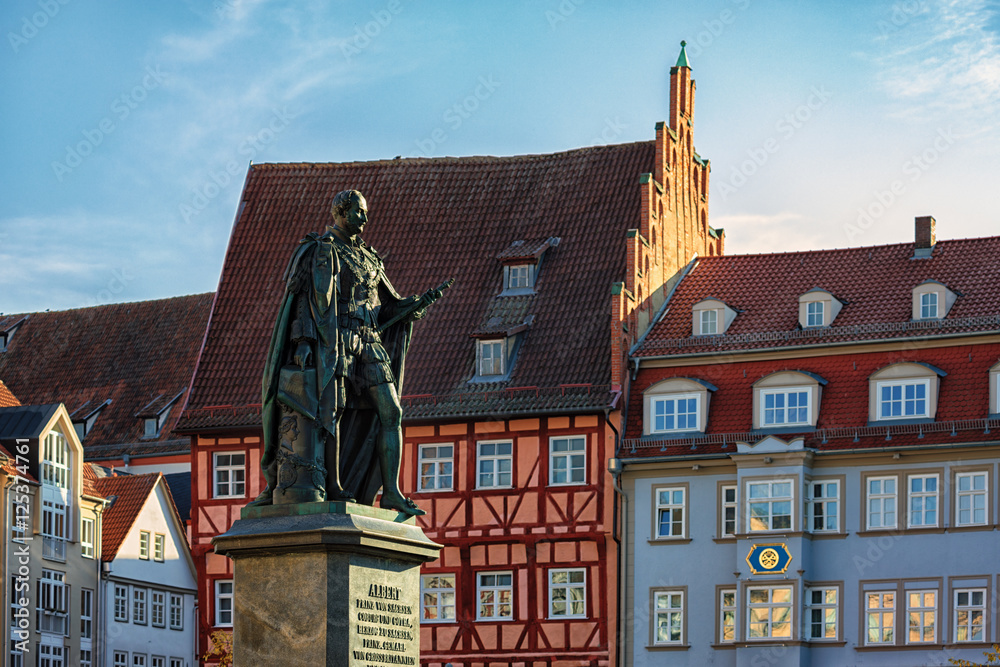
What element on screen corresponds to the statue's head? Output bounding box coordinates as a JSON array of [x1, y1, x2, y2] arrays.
[[330, 190, 369, 237], [331, 190, 365, 220]]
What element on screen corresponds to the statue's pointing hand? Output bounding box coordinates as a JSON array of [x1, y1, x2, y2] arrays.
[[293, 341, 313, 369]]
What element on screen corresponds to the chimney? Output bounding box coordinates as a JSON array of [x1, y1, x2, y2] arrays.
[[915, 215, 936, 249]]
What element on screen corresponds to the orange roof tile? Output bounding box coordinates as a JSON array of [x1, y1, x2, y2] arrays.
[[0, 381, 19, 407], [92, 471, 160, 561]]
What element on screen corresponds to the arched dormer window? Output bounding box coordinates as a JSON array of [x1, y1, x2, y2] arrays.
[[643, 377, 718, 436], [752, 371, 827, 430], [798, 289, 843, 328], [912, 280, 957, 320], [868, 362, 946, 424], [692, 298, 737, 336], [988, 361, 1000, 419]]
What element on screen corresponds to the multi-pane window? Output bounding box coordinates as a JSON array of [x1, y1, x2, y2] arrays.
[[151, 658, 165, 667], [865, 591, 895, 645], [747, 480, 792, 532], [878, 380, 929, 420], [655, 486, 686, 538], [956, 472, 988, 526], [81, 517, 95, 558], [807, 480, 839, 532], [420, 574, 456, 622], [169, 594, 184, 630], [113, 652, 128, 667], [133, 587, 147, 624], [806, 301, 824, 327], [721, 485, 737, 538], [719, 589, 737, 643], [908, 474, 939, 527], [42, 431, 70, 489], [151, 591, 166, 627], [806, 587, 838, 639], [907, 590, 937, 644], [507, 265, 532, 289], [80, 650, 92, 667], [154, 534, 165, 561], [761, 388, 810, 426], [652, 394, 699, 433], [700, 309, 718, 335], [80, 588, 93, 639], [37, 569, 68, 634], [418, 445, 454, 491], [478, 340, 504, 377], [216, 580, 234, 627], [920, 292, 938, 319], [42, 499, 68, 560], [39, 644, 65, 667], [550, 437, 586, 485], [549, 569, 586, 618], [133, 655, 147, 667], [867, 476, 897, 529], [653, 591, 683, 644], [114, 584, 129, 622], [476, 572, 513, 620], [747, 586, 793, 639], [213, 452, 246, 498], [954, 589, 986, 642], [169, 660, 183, 667], [139, 531, 150, 559], [477, 441, 512, 488]]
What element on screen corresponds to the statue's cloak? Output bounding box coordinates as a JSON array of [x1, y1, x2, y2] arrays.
[[261, 231, 413, 505]]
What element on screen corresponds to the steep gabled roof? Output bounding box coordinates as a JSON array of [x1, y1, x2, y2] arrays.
[[0, 294, 213, 458], [636, 237, 1000, 357], [180, 143, 654, 427], [0, 381, 20, 407], [92, 471, 160, 561]]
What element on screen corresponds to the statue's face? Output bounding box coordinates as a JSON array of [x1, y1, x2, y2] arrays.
[[342, 195, 369, 236]]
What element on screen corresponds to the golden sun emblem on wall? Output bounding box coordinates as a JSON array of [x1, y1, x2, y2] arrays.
[[759, 548, 780, 569]]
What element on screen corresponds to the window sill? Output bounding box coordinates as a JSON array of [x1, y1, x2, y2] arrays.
[[415, 488, 456, 494], [710, 643, 737, 650], [856, 643, 944, 651], [646, 644, 690, 651], [804, 640, 847, 646], [712, 536, 737, 543], [648, 537, 692, 545], [948, 524, 995, 533], [867, 417, 933, 427], [857, 527, 946, 536], [421, 619, 459, 625], [475, 618, 514, 622], [806, 532, 848, 540], [730, 640, 805, 648], [733, 531, 804, 539]]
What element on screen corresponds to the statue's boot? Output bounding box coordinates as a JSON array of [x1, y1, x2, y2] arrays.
[[246, 465, 277, 506]]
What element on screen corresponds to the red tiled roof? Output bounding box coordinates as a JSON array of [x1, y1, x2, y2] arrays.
[[0, 294, 213, 456], [181, 143, 654, 426], [0, 381, 19, 407], [93, 471, 159, 561], [82, 462, 104, 499], [624, 343, 1000, 454], [0, 442, 22, 478], [636, 238, 1000, 357]]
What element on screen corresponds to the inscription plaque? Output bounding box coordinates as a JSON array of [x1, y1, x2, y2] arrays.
[[351, 584, 418, 666]]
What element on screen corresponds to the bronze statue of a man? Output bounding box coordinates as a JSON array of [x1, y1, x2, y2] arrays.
[[250, 189, 446, 517]]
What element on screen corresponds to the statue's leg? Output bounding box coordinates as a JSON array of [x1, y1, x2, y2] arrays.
[[369, 382, 425, 516], [324, 415, 356, 502], [246, 461, 276, 507]]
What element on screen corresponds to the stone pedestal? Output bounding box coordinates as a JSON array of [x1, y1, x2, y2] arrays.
[[213, 502, 442, 667]]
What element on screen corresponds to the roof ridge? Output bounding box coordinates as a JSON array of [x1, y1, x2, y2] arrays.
[[0, 292, 214, 320], [702, 234, 1000, 261]]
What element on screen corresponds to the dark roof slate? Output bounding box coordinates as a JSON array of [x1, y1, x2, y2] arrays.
[[181, 143, 654, 426]]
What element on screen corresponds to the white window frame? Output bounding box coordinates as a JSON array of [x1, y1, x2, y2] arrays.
[[215, 580, 234, 627], [805, 301, 825, 327], [169, 594, 184, 630], [954, 588, 986, 643], [866, 476, 898, 530], [507, 264, 533, 290], [80, 588, 93, 640], [42, 499, 68, 561], [133, 655, 147, 667], [476, 441, 513, 489], [746, 585, 793, 640], [549, 568, 586, 619], [39, 643, 65, 667], [169, 659, 183, 667], [420, 574, 456, 623], [955, 472, 988, 527], [920, 291, 939, 319], [654, 486, 686, 539], [37, 569, 68, 635], [906, 589, 937, 644], [80, 649, 92, 667], [907, 473, 939, 528], [153, 534, 165, 561], [476, 571, 513, 621], [747, 479, 794, 532], [477, 339, 505, 377], [213, 452, 246, 499], [42, 431, 70, 490], [720, 485, 737, 538], [151, 590, 166, 628], [133, 587, 147, 625], [151, 658, 165, 667], [759, 387, 811, 427], [549, 436, 586, 486], [865, 590, 896, 645], [699, 309, 718, 335], [806, 479, 840, 533], [81, 517, 95, 559], [806, 586, 838, 640], [876, 379, 930, 420], [114, 584, 129, 622], [139, 531, 150, 560], [418, 444, 454, 492], [651, 393, 701, 433], [719, 589, 737, 643], [653, 590, 684, 645], [113, 652, 128, 667]]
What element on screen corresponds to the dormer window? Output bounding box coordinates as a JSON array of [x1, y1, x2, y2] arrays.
[[798, 289, 842, 328], [0, 315, 28, 352], [912, 280, 957, 320], [643, 377, 718, 436], [71, 399, 111, 441], [753, 371, 826, 430], [691, 298, 737, 336], [136, 389, 185, 439], [868, 362, 945, 424], [478, 340, 505, 377], [506, 265, 533, 290], [496, 237, 559, 295]]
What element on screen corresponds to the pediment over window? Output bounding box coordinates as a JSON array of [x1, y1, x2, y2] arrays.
[[798, 288, 843, 328], [752, 371, 826, 430], [912, 279, 958, 320], [691, 298, 738, 336]]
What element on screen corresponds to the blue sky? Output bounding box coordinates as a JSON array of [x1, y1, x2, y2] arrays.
[[2, 0, 998, 314]]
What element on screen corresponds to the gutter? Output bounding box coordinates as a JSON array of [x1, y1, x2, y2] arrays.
[[604, 409, 625, 667]]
